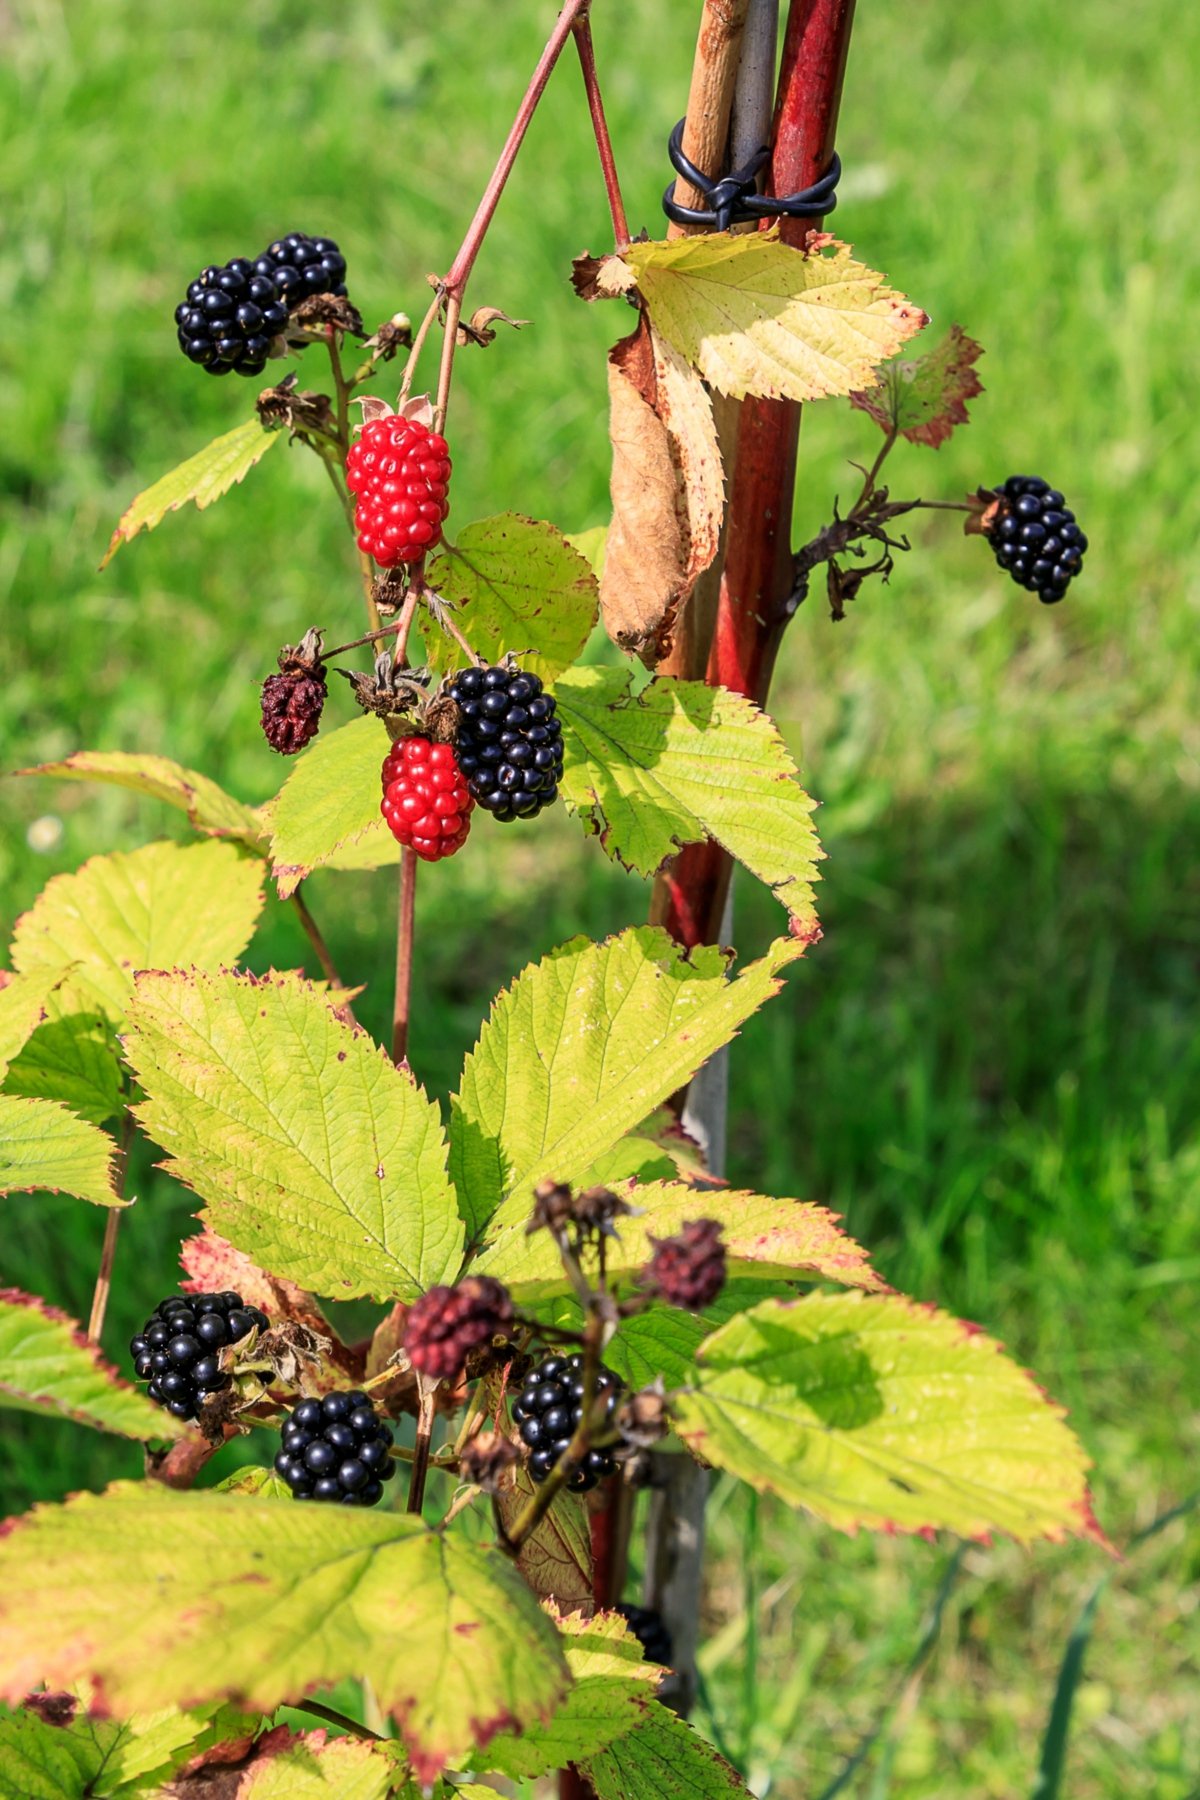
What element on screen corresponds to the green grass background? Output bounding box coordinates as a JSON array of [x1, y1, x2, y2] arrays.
[[2, 0, 1198, 1793]]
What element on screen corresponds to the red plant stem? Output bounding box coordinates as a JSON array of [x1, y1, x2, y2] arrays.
[[392, 848, 418, 1066], [86, 1109, 135, 1342], [657, 0, 859, 951], [573, 15, 630, 249]]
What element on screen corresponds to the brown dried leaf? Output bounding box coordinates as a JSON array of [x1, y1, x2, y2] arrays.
[[600, 316, 724, 666]]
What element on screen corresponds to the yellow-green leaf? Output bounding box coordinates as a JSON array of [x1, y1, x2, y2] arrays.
[[21, 750, 265, 846], [424, 514, 599, 683], [267, 718, 396, 900], [2, 1010, 124, 1126], [10, 840, 266, 1027], [125, 969, 462, 1301], [449, 929, 806, 1243], [557, 667, 822, 934], [100, 417, 284, 567], [0, 1485, 569, 1785], [579, 1698, 753, 1799], [485, 1608, 658, 1780], [674, 1293, 1105, 1545], [0, 1289, 183, 1437], [0, 968, 68, 1080], [208, 1728, 411, 1799], [616, 230, 926, 404], [0, 1097, 123, 1207], [0, 1693, 254, 1800]]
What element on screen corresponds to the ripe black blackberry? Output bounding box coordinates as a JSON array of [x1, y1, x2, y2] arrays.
[[173, 258, 290, 378], [617, 1603, 674, 1667], [274, 1392, 395, 1506], [130, 1291, 268, 1421], [252, 233, 348, 305], [511, 1352, 622, 1492], [447, 665, 563, 822], [984, 476, 1087, 605]]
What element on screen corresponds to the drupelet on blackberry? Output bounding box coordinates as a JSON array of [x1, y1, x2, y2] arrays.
[[174, 258, 290, 378], [274, 1392, 395, 1506], [130, 1291, 268, 1420], [252, 233, 348, 305], [617, 1603, 674, 1667], [512, 1352, 622, 1492], [448, 664, 563, 823], [984, 476, 1087, 604]]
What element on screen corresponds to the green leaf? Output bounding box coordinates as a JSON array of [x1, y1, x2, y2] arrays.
[[21, 749, 266, 846], [207, 1728, 411, 1799], [267, 718, 396, 900], [100, 417, 284, 567], [567, 523, 608, 581], [2, 1010, 124, 1126], [0, 1694, 251, 1800], [424, 514, 599, 683], [0, 1097, 122, 1207], [0, 1290, 182, 1437], [605, 1284, 783, 1388], [0, 969, 68, 1080], [674, 1293, 1103, 1544], [484, 1608, 657, 1780], [579, 1700, 752, 1799], [849, 324, 984, 449], [214, 1465, 292, 1498], [10, 840, 266, 1027], [449, 928, 806, 1242], [125, 968, 462, 1301], [609, 231, 927, 405], [557, 667, 822, 934], [0, 1485, 569, 1785], [477, 1179, 879, 1298]]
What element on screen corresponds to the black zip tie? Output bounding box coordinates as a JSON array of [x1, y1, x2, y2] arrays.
[[661, 118, 841, 234]]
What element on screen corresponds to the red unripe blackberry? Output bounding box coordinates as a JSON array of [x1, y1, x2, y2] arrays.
[[347, 416, 452, 566], [512, 1352, 623, 1493], [130, 1290, 268, 1421], [380, 737, 473, 862], [984, 475, 1087, 604], [275, 1391, 395, 1506], [645, 1218, 726, 1311], [404, 1276, 515, 1381]]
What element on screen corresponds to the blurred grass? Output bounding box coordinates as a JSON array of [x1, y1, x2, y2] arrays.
[[2, 0, 1198, 1794]]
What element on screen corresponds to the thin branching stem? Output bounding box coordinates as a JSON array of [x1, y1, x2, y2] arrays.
[[407, 1383, 438, 1514], [572, 15, 630, 249], [290, 884, 355, 1022], [87, 1108, 135, 1342]]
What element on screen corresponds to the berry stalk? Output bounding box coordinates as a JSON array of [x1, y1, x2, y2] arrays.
[[86, 1106, 135, 1343]]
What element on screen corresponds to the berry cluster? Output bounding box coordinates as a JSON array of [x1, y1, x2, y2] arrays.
[[404, 1276, 514, 1380], [130, 1291, 268, 1420], [512, 1352, 622, 1492], [274, 1393, 395, 1506], [617, 1603, 674, 1667], [645, 1218, 727, 1312], [448, 665, 563, 823], [381, 737, 473, 861], [985, 476, 1087, 604], [347, 416, 452, 566], [174, 233, 346, 377]]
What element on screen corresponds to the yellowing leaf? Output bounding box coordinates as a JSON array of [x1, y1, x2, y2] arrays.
[[0, 967, 69, 1080], [674, 1293, 1105, 1545], [101, 417, 284, 567], [580, 1699, 753, 1799], [425, 513, 599, 683], [485, 1608, 658, 1780], [21, 750, 265, 846], [619, 230, 926, 404], [557, 666, 822, 934], [2, 1009, 125, 1126], [10, 840, 265, 1026], [0, 1096, 123, 1207], [477, 1179, 879, 1298], [125, 969, 462, 1301], [850, 323, 984, 448], [0, 1485, 568, 1785], [449, 929, 806, 1243], [493, 1467, 592, 1609], [187, 1726, 409, 1800], [267, 718, 396, 900], [0, 1692, 254, 1800], [0, 1289, 183, 1437]]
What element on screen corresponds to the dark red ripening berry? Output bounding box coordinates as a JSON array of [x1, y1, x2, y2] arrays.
[[275, 1391, 394, 1506], [404, 1276, 515, 1381], [380, 736, 473, 862], [644, 1218, 726, 1311], [347, 415, 451, 566], [983, 475, 1087, 605]]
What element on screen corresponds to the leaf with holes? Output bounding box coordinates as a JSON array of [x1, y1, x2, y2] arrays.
[[101, 417, 285, 567], [10, 840, 265, 1027], [424, 513, 599, 683], [449, 928, 806, 1242], [0, 1289, 182, 1437], [850, 324, 984, 448], [267, 718, 397, 899], [21, 749, 265, 845], [0, 1098, 122, 1207], [604, 230, 926, 404], [125, 969, 461, 1301], [556, 666, 822, 933], [674, 1293, 1106, 1544], [0, 1485, 569, 1784]]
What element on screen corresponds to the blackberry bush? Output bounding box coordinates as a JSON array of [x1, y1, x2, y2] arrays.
[[274, 1393, 395, 1506], [447, 664, 563, 822], [983, 475, 1087, 604], [130, 1291, 268, 1420], [512, 1352, 622, 1492]]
